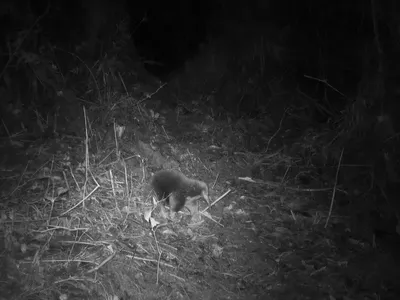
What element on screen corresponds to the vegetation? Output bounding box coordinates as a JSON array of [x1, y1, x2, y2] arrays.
[[0, 0, 399, 299]]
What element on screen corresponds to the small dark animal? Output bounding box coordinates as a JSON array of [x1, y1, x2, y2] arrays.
[[150, 170, 210, 213]]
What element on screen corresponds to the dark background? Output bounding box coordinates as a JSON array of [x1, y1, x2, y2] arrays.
[[1, 0, 400, 298]]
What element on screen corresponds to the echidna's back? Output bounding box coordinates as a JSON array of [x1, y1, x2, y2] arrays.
[[150, 170, 185, 199], [150, 170, 208, 212]]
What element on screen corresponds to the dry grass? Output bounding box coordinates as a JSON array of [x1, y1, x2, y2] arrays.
[[1, 24, 399, 299], [1, 90, 399, 300]]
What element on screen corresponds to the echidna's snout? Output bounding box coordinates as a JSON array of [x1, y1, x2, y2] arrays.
[[202, 184, 210, 204]]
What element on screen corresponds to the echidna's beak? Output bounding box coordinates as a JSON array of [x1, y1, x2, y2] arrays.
[[202, 190, 210, 204]]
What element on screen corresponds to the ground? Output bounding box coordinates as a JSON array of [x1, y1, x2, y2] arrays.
[[1, 87, 399, 300]]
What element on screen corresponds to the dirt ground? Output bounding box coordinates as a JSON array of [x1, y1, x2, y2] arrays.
[[1, 98, 400, 300]]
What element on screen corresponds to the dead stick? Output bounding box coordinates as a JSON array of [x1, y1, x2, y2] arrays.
[[325, 148, 344, 228]]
